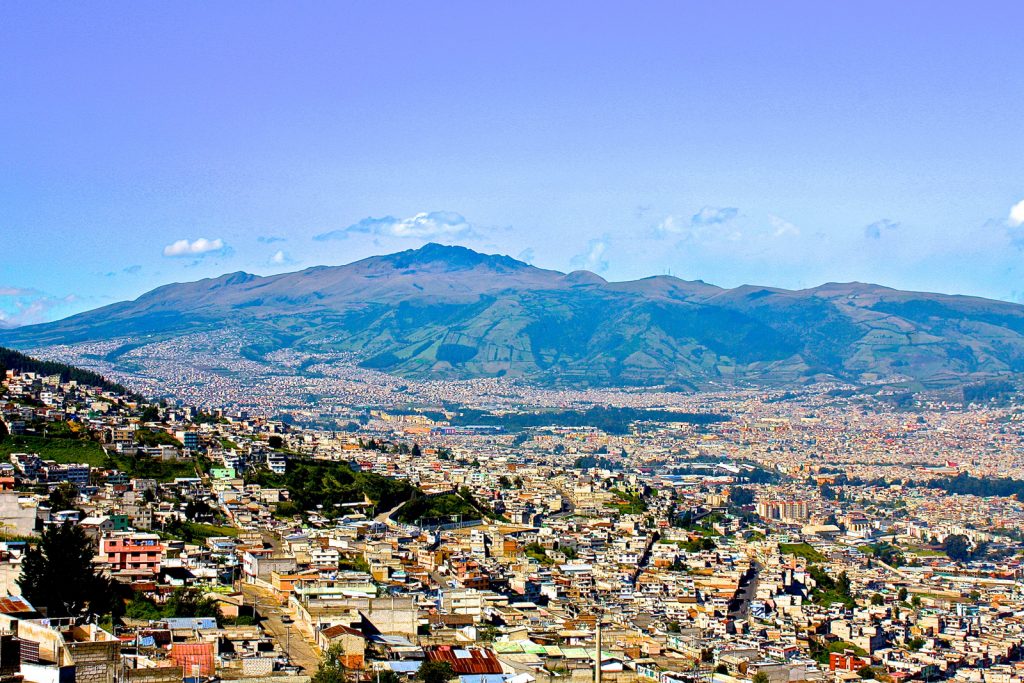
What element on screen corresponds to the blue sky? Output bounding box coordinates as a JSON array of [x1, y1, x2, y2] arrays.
[[3, 2, 1024, 325]]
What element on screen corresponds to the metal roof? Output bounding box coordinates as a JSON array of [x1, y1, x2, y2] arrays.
[[426, 646, 503, 675], [0, 595, 34, 614]]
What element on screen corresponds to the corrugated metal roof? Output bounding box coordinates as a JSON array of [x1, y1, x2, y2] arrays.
[[166, 617, 217, 630], [426, 646, 503, 675], [170, 642, 215, 676], [0, 595, 34, 614], [321, 624, 366, 639]]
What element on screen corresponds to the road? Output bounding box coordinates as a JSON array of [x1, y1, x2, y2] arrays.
[[375, 499, 408, 526], [242, 581, 321, 674], [728, 562, 761, 621]]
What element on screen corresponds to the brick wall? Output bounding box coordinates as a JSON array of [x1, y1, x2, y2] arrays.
[[66, 640, 120, 683]]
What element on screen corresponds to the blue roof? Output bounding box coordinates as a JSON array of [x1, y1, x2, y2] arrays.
[[166, 617, 218, 629], [459, 675, 511, 683]]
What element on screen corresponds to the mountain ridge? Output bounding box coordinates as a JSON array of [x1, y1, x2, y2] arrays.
[[4, 243, 1024, 389]]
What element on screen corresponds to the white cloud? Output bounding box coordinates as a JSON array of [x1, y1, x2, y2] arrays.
[[516, 247, 536, 264], [865, 218, 900, 240], [768, 214, 800, 238], [0, 287, 79, 326], [655, 215, 686, 236], [655, 206, 739, 237], [315, 211, 475, 241], [1009, 199, 1024, 227], [691, 206, 739, 227], [269, 250, 298, 267], [162, 237, 226, 257], [570, 238, 610, 273]]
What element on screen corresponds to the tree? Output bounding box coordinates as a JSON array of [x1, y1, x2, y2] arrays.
[[417, 661, 456, 683], [411, 443, 422, 457], [871, 593, 884, 606], [312, 644, 348, 683], [752, 672, 770, 683], [164, 587, 221, 619], [944, 534, 971, 562], [18, 521, 114, 618], [729, 487, 755, 507], [897, 587, 908, 602], [268, 435, 284, 449], [48, 482, 80, 512], [836, 572, 852, 597]]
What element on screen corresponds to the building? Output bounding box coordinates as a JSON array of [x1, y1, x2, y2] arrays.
[[99, 532, 164, 574]]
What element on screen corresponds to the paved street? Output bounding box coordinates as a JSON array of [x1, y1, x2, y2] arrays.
[[242, 582, 321, 674]]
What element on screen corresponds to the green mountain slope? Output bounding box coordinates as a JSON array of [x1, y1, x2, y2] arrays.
[[3, 244, 1024, 389]]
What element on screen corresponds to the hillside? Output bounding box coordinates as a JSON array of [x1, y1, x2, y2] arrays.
[[0, 346, 137, 396], [3, 244, 1024, 389]]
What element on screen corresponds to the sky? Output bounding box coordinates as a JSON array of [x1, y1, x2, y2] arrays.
[[3, 2, 1024, 326]]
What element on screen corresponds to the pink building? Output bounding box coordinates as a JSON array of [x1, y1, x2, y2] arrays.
[[99, 532, 163, 573]]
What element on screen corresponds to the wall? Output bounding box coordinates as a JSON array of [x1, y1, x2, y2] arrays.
[[124, 666, 184, 683], [0, 491, 38, 536], [66, 640, 120, 683]]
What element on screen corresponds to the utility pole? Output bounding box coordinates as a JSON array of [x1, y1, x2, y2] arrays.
[[594, 610, 603, 683]]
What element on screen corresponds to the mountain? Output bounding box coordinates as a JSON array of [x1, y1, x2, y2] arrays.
[[4, 243, 1024, 389]]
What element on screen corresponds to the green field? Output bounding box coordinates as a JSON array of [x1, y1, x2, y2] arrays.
[[0, 435, 107, 466], [160, 520, 239, 543], [107, 452, 199, 482], [779, 542, 826, 563]]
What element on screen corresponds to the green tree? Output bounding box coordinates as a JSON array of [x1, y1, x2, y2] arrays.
[[48, 482, 80, 512], [164, 587, 222, 619], [125, 594, 163, 621], [871, 593, 884, 606], [836, 572, 852, 597], [312, 644, 348, 683], [729, 487, 755, 507], [417, 661, 456, 683], [752, 672, 770, 683], [268, 435, 284, 449], [944, 534, 971, 562], [18, 521, 114, 618]]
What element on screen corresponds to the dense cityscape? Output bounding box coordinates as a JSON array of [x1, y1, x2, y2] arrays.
[[1, 357, 1022, 683]]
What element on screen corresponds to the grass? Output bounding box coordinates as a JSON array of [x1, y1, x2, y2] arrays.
[[903, 544, 947, 558], [106, 452, 200, 482], [0, 434, 107, 466], [394, 492, 481, 525], [780, 542, 826, 563], [607, 488, 648, 514], [159, 520, 239, 543]]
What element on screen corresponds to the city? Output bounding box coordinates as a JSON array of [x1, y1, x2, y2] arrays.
[[1, 357, 1022, 683]]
